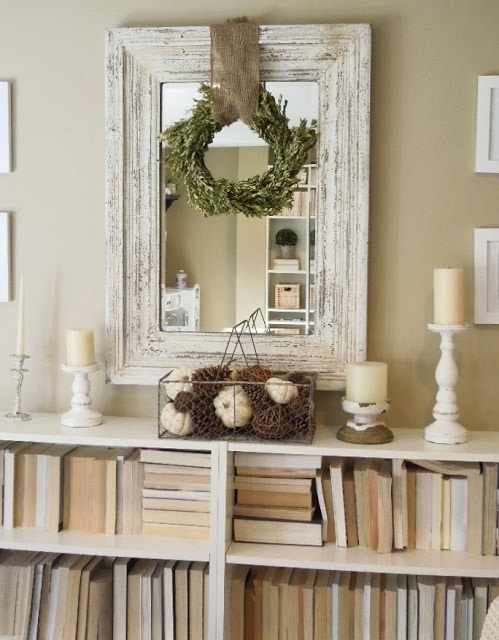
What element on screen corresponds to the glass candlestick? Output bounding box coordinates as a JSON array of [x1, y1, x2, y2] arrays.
[[4, 354, 31, 422], [60, 362, 102, 428]]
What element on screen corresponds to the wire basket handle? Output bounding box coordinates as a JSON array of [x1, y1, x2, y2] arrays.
[[220, 307, 268, 369]]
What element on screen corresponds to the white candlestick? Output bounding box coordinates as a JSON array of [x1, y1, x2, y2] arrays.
[[65, 329, 96, 367], [61, 362, 102, 427], [15, 277, 25, 356], [433, 268, 464, 325], [424, 324, 467, 444], [345, 361, 388, 404]]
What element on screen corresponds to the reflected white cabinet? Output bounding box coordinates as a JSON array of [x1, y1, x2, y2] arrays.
[[161, 284, 200, 331], [265, 164, 316, 335]]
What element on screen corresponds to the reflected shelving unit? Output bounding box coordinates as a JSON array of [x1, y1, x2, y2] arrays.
[[265, 163, 316, 335]]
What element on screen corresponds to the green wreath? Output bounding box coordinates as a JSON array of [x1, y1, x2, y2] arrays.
[[158, 84, 317, 218]]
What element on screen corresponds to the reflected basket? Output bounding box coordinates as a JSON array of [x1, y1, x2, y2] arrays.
[[158, 366, 316, 443]]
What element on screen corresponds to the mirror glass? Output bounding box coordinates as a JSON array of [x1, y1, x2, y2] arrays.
[[160, 81, 319, 333], [105, 24, 371, 389]]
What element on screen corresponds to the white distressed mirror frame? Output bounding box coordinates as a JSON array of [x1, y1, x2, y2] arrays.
[[105, 24, 371, 390]]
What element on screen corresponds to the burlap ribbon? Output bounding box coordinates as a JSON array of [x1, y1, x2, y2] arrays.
[[210, 18, 260, 126]]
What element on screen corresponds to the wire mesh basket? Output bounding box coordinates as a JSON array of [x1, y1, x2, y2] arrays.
[[157, 309, 315, 442], [158, 367, 316, 442]]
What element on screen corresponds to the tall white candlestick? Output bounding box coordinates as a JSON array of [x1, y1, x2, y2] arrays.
[[15, 277, 25, 356], [345, 361, 388, 404], [433, 268, 464, 325], [65, 329, 96, 367]]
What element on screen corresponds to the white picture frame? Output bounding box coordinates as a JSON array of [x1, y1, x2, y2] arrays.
[[474, 228, 499, 323], [475, 75, 499, 173], [0, 212, 11, 302], [0, 82, 11, 174]]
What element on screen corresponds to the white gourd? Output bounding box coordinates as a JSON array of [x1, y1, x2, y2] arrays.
[[165, 368, 194, 400], [265, 377, 298, 404], [160, 402, 193, 436], [214, 385, 253, 428]]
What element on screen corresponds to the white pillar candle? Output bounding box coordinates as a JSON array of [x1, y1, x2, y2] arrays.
[[15, 277, 25, 356], [66, 329, 95, 367], [433, 268, 464, 325], [345, 361, 388, 404]]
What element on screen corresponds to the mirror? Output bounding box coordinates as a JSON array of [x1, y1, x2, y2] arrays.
[[160, 80, 319, 334], [105, 24, 371, 389]]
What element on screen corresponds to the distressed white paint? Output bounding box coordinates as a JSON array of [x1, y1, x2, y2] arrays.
[[0, 82, 11, 173], [0, 212, 10, 301], [105, 24, 371, 389]]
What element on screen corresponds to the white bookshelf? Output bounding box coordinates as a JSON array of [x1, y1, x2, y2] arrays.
[[3, 415, 499, 637], [0, 413, 220, 638]]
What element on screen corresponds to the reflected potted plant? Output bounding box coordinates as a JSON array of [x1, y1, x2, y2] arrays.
[[275, 228, 298, 259], [164, 175, 179, 196]]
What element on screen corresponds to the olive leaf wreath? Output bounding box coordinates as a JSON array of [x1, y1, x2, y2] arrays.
[[158, 84, 317, 218]]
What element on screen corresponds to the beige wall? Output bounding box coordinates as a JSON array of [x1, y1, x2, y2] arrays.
[[1, 1, 499, 431], [165, 148, 238, 331]]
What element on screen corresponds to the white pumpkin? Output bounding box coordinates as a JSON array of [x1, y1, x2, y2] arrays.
[[265, 377, 298, 404], [165, 367, 194, 400], [160, 402, 193, 436], [213, 385, 253, 428]]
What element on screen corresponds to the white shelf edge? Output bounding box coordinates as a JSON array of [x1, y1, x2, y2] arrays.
[[226, 542, 499, 577], [268, 269, 308, 274], [0, 413, 215, 451], [268, 216, 310, 220], [227, 426, 499, 462], [0, 527, 210, 561]]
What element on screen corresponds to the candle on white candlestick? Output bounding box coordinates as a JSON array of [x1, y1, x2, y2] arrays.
[[433, 268, 464, 325], [15, 277, 25, 356], [65, 329, 96, 367], [345, 361, 388, 404]]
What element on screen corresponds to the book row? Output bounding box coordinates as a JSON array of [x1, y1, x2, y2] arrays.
[[0, 549, 208, 640], [278, 189, 316, 217], [0, 441, 212, 537], [324, 457, 496, 555], [229, 452, 499, 554], [6, 441, 498, 554], [231, 566, 499, 640]]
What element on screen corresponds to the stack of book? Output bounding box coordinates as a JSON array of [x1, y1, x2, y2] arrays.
[[231, 568, 499, 640], [232, 452, 323, 547], [272, 258, 301, 271], [140, 449, 212, 539]]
